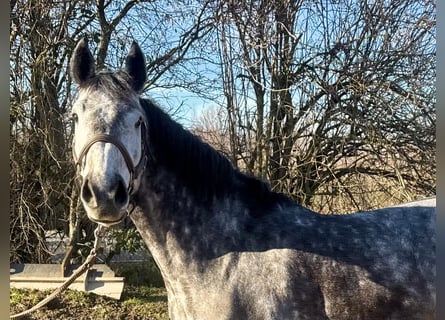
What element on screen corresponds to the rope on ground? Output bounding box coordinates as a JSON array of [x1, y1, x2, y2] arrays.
[[10, 225, 106, 319]]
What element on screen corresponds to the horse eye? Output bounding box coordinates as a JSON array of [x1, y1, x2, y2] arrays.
[[135, 117, 143, 128]]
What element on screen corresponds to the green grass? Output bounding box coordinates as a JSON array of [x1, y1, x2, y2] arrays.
[[10, 260, 168, 319], [10, 284, 168, 320], [10, 287, 41, 308]]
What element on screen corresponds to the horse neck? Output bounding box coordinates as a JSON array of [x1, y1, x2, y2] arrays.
[[129, 166, 234, 275], [131, 100, 292, 276]]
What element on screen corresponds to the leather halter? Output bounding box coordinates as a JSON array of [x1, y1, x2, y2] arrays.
[[73, 122, 147, 195]]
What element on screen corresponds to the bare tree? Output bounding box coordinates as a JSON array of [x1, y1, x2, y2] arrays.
[[10, 0, 97, 263], [209, 0, 435, 212]]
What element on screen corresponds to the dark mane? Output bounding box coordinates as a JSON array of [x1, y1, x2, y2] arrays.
[[80, 71, 136, 101], [139, 98, 289, 213], [140, 98, 235, 196]]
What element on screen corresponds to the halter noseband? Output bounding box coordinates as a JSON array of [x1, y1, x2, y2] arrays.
[[73, 123, 147, 195]]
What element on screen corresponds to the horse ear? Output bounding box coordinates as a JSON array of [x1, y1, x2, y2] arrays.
[[70, 38, 95, 85], [125, 41, 146, 92]]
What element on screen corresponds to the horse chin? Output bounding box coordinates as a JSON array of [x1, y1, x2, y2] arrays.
[[86, 210, 127, 227]]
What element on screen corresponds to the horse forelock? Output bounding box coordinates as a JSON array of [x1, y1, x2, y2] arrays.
[[77, 70, 139, 104]]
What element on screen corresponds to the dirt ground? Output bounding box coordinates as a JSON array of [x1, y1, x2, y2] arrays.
[[10, 285, 169, 320]]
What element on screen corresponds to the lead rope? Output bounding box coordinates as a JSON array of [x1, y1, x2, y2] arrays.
[[10, 225, 107, 319]]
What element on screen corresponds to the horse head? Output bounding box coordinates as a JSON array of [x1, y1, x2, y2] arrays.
[[70, 38, 147, 226]]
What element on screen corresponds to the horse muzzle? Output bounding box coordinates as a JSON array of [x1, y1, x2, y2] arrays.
[[80, 175, 129, 226]]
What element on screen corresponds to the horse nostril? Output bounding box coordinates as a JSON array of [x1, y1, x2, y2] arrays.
[[81, 178, 94, 203], [114, 178, 128, 208]]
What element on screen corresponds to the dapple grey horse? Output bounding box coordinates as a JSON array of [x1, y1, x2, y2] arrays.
[[69, 38, 435, 319]]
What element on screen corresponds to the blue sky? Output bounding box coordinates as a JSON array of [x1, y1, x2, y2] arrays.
[[144, 86, 221, 128]]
